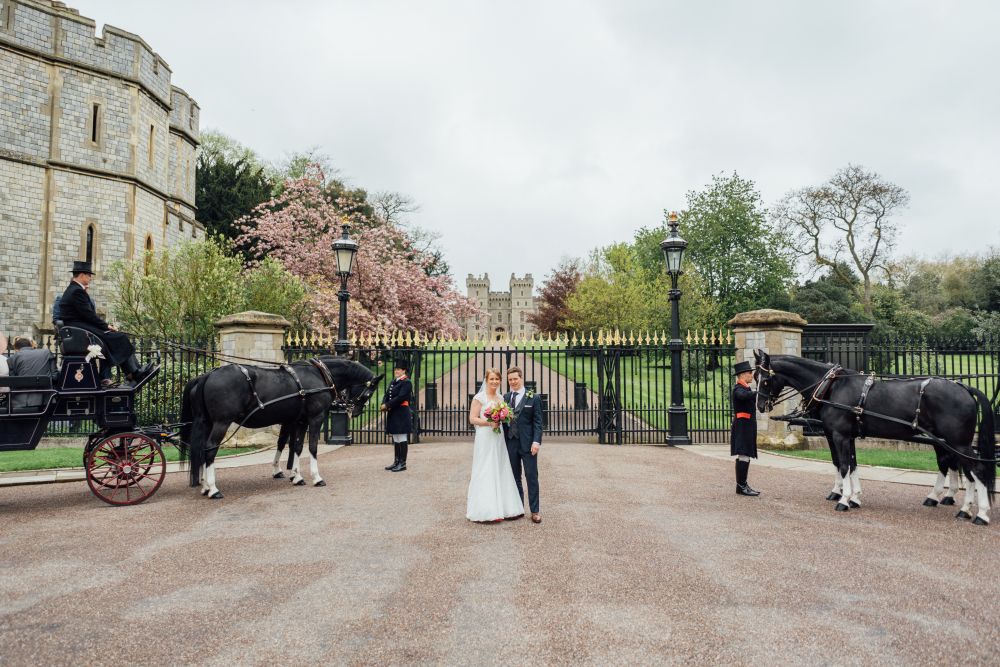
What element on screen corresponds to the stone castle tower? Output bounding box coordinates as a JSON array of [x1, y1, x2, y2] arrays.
[[0, 0, 202, 336], [464, 273, 538, 340]]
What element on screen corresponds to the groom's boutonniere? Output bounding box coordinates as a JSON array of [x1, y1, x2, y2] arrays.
[[525, 390, 535, 399]]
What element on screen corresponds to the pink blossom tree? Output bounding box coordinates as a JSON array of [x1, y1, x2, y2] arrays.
[[237, 166, 481, 336]]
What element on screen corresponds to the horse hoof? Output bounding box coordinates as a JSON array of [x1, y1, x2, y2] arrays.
[[314, 480, 327, 487], [940, 497, 956, 506], [209, 491, 223, 500], [293, 479, 306, 486], [200, 488, 209, 496], [849, 500, 861, 509], [922, 498, 938, 507], [273, 472, 285, 479], [826, 493, 842, 502], [835, 503, 850, 512], [956, 510, 972, 520], [972, 516, 989, 526]]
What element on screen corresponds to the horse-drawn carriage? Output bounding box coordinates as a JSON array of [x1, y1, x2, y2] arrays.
[[0, 324, 176, 506]]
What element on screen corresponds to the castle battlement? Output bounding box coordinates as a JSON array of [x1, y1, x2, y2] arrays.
[[0, 0, 175, 107]]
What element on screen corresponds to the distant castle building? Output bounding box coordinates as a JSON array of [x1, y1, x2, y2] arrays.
[[465, 273, 538, 340], [0, 0, 202, 336]]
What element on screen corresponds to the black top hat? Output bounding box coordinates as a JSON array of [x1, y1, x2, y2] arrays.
[[393, 358, 410, 372], [733, 360, 753, 376], [70, 260, 95, 275]]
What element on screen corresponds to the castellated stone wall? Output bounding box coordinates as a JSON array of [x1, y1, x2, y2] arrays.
[[0, 0, 202, 337], [463, 273, 539, 339]]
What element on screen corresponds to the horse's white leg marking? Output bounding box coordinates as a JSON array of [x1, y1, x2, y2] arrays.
[[838, 470, 853, 510], [309, 451, 324, 485], [290, 452, 304, 485], [200, 463, 209, 495], [272, 446, 282, 477], [206, 462, 221, 499], [970, 472, 991, 524], [928, 471, 946, 502], [959, 480, 977, 516], [831, 470, 843, 495], [944, 468, 962, 500], [849, 469, 862, 505]]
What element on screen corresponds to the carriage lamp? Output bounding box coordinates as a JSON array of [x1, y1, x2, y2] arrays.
[[660, 211, 691, 445], [332, 224, 358, 356]]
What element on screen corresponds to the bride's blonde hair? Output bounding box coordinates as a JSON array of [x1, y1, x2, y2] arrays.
[[485, 367, 502, 381]]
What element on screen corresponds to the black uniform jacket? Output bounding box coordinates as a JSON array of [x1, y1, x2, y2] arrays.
[[382, 376, 413, 435], [58, 281, 135, 365], [730, 380, 758, 458]]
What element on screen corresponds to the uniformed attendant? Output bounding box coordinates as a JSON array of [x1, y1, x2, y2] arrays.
[[380, 359, 413, 472], [731, 360, 760, 496]]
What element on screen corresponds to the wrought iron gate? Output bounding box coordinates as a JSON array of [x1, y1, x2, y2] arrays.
[[285, 330, 735, 445]]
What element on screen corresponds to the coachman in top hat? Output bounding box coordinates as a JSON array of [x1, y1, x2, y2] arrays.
[[731, 359, 761, 496], [58, 261, 153, 386], [380, 358, 413, 472]]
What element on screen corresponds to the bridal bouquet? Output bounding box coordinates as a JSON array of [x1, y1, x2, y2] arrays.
[[484, 401, 513, 434]]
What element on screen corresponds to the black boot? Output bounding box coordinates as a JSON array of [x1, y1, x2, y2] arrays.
[[385, 443, 400, 470], [736, 459, 760, 496], [390, 440, 408, 472]]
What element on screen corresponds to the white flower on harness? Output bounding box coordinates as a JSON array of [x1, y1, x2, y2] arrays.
[[85, 344, 105, 363]]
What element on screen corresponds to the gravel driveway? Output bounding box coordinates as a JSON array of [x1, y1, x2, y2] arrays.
[[1, 442, 998, 665]]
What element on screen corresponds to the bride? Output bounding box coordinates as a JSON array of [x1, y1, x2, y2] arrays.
[[466, 368, 525, 522]]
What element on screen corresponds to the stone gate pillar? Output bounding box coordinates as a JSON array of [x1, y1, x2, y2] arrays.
[[215, 311, 291, 446], [728, 309, 807, 449]]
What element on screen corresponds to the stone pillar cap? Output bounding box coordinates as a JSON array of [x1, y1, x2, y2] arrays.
[[728, 309, 808, 328], [214, 311, 292, 329]]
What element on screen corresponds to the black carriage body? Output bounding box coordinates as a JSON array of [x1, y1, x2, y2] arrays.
[[0, 334, 146, 451]]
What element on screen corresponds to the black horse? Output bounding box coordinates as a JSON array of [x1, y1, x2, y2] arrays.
[[753, 350, 995, 525], [180, 356, 382, 498]]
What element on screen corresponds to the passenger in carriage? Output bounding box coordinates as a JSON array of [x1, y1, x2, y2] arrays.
[[0, 335, 9, 403], [59, 261, 153, 387], [8, 337, 56, 411]]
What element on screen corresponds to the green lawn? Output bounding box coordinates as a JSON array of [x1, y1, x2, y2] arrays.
[[767, 447, 942, 472], [0, 445, 260, 473], [526, 348, 732, 431]]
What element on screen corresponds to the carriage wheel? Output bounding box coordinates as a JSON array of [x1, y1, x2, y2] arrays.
[[85, 433, 166, 506]]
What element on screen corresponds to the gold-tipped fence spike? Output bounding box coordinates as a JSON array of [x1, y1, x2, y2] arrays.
[[404, 330, 413, 346]]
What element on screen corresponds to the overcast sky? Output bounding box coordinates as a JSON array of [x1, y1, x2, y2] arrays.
[[74, 0, 1000, 290]]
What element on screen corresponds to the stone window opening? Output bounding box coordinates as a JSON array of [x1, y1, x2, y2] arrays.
[[188, 103, 195, 130], [148, 124, 155, 166], [85, 224, 94, 264], [1, 2, 13, 31], [88, 103, 102, 146], [144, 235, 154, 275]]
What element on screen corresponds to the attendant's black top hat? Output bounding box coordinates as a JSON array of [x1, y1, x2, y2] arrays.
[[733, 360, 753, 376], [393, 358, 410, 372], [70, 260, 95, 275]]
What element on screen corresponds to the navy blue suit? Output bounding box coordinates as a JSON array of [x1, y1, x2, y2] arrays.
[[503, 389, 544, 513]]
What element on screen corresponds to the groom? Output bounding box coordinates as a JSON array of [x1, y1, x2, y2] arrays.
[[504, 366, 545, 524]]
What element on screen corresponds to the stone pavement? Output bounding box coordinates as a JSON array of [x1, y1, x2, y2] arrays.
[[682, 444, 939, 487], [1, 442, 998, 665]]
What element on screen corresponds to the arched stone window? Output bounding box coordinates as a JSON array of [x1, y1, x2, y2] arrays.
[[80, 220, 101, 271]]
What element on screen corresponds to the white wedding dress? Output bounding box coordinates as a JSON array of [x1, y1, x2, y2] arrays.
[[466, 391, 525, 522]]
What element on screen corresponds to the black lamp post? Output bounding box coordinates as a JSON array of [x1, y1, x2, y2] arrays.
[[660, 211, 691, 445], [327, 225, 358, 446], [331, 224, 359, 356]]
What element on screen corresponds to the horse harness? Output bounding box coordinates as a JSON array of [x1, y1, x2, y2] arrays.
[[233, 359, 341, 424]]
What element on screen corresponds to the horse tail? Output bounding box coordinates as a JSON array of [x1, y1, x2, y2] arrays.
[[178, 376, 200, 460], [965, 385, 996, 501], [187, 375, 209, 488]]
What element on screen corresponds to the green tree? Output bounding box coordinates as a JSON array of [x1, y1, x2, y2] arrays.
[[109, 239, 309, 340], [681, 173, 794, 320], [788, 265, 864, 324], [196, 131, 275, 243]]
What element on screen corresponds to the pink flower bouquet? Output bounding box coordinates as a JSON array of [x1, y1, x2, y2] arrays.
[[484, 401, 513, 433]]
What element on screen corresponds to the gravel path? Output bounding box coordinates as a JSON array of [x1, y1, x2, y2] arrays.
[[1, 442, 998, 665]]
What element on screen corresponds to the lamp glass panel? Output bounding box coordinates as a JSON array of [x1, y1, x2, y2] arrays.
[[664, 245, 683, 274], [335, 246, 356, 274]]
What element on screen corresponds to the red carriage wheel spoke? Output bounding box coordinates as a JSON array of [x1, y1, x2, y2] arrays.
[[86, 433, 166, 506]]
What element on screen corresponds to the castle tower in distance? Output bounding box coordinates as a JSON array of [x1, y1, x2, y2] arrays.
[[0, 0, 202, 336], [464, 273, 538, 340]]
